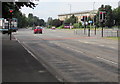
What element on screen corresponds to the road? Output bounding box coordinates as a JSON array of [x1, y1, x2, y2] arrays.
[[13, 28, 118, 82]]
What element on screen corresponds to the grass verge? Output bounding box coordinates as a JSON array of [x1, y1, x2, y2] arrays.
[[104, 37, 120, 40]]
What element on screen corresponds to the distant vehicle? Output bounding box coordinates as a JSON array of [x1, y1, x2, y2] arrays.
[[64, 25, 73, 29], [0, 18, 8, 34], [51, 26, 56, 30], [34, 26, 43, 34], [0, 18, 18, 34], [11, 18, 18, 32], [64, 23, 73, 29]]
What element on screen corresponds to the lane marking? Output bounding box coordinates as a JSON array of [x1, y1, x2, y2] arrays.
[[110, 47, 116, 49], [96, 56, 118, 65], [56, 36, 62, 37], [74, 50, 84, 53], [78, 40, 117, 49], [99, 45, 105, 47]]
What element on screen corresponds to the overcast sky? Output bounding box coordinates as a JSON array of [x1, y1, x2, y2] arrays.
[[20, 0, 119, 21]]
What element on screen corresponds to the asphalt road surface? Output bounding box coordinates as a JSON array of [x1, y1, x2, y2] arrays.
[[13, 28, 118, 82]]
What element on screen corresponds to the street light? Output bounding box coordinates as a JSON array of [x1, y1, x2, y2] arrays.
[[68, 4, 72, 29]]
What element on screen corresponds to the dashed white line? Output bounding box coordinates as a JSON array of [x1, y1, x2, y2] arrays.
[[57, 36, 62, 37], [110, 47, 116, 49], [96, 56, 118, 65], [99, 45, 105, 47], [66, 47, 70, 49], [74, 50, 84, 53]]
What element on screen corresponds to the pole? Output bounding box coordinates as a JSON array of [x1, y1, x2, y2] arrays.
[[84, 23, 86, 34], [95, 25, 96, 35], [102, 24, 103, 37], [88, 23, 91, 37], [10, 19, 12, 40], [93, 2, 95, 26]]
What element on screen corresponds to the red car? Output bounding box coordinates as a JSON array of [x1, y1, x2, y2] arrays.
[[34, 27, 43, 34]]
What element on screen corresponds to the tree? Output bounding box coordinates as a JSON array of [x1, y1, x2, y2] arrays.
[[28, 13, 34, 27], [96, 4, 113, 28], [2, 2, 36, 28], [39, 19, 45, 26], [27, 13, 45, 27], [51, 19, 61, 27], [2, 2, 36, 19], [113, 7, 120, 27], [105, 5, 113, 28], [64, 15, 78, 25], [47, 17, 53, 26]]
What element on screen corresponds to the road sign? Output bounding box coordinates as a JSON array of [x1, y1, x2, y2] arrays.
[[89, 21, 93, 24]]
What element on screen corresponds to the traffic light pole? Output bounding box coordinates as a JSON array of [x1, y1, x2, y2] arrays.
[[99, 11, 106, 37], [94, 25, 96, 35], [88, 23, 91, 37], [9, 9, 13, 40], [9, 19, 12, 40], [84, 24, 86, 34], [102, 24, 103, 37]]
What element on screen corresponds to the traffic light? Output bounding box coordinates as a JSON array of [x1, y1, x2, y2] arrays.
[[9, 9, 13, 18], [99, 11, 106, 22], [9, 9, 13, 13], [103, 12, 106, 20], [83, 16, 87, 22], [99, 12, 102, 20]]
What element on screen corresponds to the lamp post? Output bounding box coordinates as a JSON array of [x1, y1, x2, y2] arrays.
[[68, 4, 72, 29]]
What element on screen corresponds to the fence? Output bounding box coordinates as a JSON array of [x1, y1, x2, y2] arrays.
[[74, 29, 120, 37]]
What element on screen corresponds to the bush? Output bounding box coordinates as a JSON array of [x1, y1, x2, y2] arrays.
[[57, 25, 64, 29], [73, 23, 79, 28], [73, 22, 82, 28]]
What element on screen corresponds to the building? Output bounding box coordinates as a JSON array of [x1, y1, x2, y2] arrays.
[[58, 10, 98, 22]]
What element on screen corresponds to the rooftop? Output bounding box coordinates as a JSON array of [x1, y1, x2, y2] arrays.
[[58, 10, 98, 16]]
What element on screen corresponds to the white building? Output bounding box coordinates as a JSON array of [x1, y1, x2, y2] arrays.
[[58, 10, 98, 22]]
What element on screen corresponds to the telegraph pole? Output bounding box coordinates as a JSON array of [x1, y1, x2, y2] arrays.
[[68, 4, 72, 29]]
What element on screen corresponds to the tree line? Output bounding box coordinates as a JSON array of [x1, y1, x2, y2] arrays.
[[2, 2, 45, 28], [2, 2, 120, 28]]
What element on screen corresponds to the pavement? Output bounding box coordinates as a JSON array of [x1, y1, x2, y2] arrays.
[[2, 34, 62, 83]]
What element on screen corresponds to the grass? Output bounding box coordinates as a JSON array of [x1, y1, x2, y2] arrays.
[[104, 37, 120, 40]]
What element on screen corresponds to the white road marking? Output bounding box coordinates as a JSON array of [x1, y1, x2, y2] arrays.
[[78, 40, 117, 49], [78, 40, 97, 44], [74, 50, 84, 53], [96, 56, 118, 65], [66, 47, 70, 49], [110, 47, 116, 49], [99, 45, 105, 47], [56, 36, 62, 37], [84, 42, 89, 43]]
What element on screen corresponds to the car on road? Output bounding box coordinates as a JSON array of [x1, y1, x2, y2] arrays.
[[51, 26, 56, 30], [34, 26, 43, 34]]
